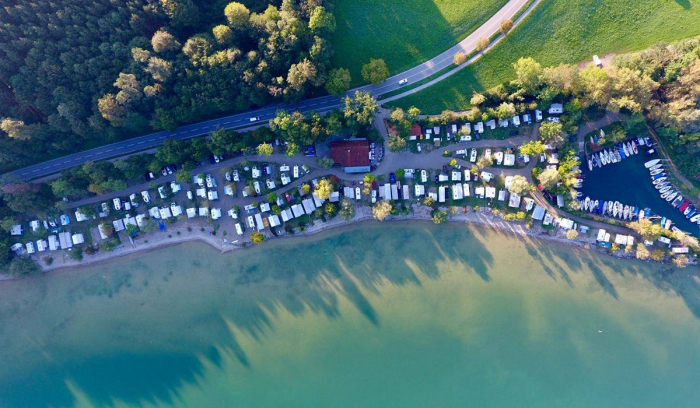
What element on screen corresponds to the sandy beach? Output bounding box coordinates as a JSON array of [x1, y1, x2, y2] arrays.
[[15, 204, 637, 278]]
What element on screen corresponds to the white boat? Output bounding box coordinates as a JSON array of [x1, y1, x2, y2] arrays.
[[588, 158, 593, 171], [604, 150, 611, 164], [591, 200, 599, 213], [652, 177, 667, 185], [623, 205, 630, 220], [665, 191, 678, 202], [622, 143, 629, 157], [602, 201, 608, 214], [614, 149, 622, 162], [626, 141, 633, 155], [656, 183, 671, 191], [632, 141, 638, 154], [612, 202, 619, 218], [650, 169, 664, 176], [644, 159, 660, 168], [665, 219, 673, 229], [690, 214, 700, 223], [584, 197, 591, 212], [649, 164, 663, 171], [607, 201, 614, 215]]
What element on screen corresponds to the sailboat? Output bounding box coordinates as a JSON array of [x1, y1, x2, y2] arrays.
[[690, 214, 700, 223], [602, 201, 608, 214], [588, 158, 593, 171], [612, 202, 619, 218], [619, 144, 626, 159], [649, 163, 663, 171], [652, 172, 666, 180], [665, 191, 678, 202], [631, 141, 638, 154], [672, 196, 684, 207], [650, 168, 664, 176], [623, 205, 630, 220], [644, 159, 661, 168], [614, 149, 622, 162], [652, 177, 667, 185]]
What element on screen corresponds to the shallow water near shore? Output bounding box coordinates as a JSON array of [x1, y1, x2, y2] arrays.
[[1, 222, 700, 407]]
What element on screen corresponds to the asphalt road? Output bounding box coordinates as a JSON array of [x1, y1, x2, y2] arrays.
[[9, 0, 533, 181]]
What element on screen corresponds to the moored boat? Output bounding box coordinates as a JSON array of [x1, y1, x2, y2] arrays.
[[644, 159, 661, 168], [680, 201, 690, 212], [672, 196, 684, 208], [665, 191, 678, 202], [652, 177, 667, 185], [623, 205, 630, 220]]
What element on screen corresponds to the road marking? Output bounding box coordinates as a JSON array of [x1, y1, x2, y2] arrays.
[[137, 141, 145, 145], [32, 169, 39, 173], [106, 149, 113, 152], [223, 121, 230, 124], [115, 146, 123, 149], [127, 144, 134, 147], [159, 136, 166, 139]]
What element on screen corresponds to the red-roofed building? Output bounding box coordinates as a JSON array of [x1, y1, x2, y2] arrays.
[[410, 123, 421, 140], [330, 140, 371, 173]]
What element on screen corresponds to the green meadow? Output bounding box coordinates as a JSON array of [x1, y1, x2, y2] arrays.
[[389, 0, 700, 112]]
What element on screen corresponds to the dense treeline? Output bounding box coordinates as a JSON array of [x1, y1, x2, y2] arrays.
[[0, 0, 338, 170]]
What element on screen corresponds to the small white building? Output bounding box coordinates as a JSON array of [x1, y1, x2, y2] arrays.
[[451, 171, 461, 181], [48, 235, 59, 251], [548, 103, 563, 114], [36, 239, 48, 252], [10, 224, 22, 236], [211, 208, 222, 220], [481, 172, 493, 183], [452, 184, 463, 200], [438, 186, 446, 203], [208, 190, 219, 201], [291, 204, 305, 218], [281, 208, 294, 222], [187, 208, 197, 218], [159, 207, 172, 219], [532, 206, 546, 220], [509, 193, 521, 208], [485, 187, 496, 199], [302, 198, 316, 214], [415, 184, 425, 197], [268, 214, 281, 228], [72, 233, 85, 245], [198, 207, 210, 217], [486, 119, 496, 130], [260, 202, 271, 213]]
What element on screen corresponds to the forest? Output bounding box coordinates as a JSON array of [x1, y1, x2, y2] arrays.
[[0, 0, 338, 170]]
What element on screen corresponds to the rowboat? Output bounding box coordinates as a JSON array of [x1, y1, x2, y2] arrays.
[[644, 159, 661, 168], [652, 172, 666, 180]]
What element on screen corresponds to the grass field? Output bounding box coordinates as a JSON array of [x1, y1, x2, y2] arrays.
[[388, 0, 700, 112], [329, 0, 509, 86]]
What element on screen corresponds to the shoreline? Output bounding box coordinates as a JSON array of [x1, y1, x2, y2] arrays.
[[3, 205, 650, 279]]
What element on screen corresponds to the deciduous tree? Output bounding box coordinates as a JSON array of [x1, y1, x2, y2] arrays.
[[361, 59, 389, 85]]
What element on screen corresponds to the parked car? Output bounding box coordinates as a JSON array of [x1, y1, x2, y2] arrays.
[[147, 172, 156, 180], [390, 173, 396, 183], [285, 192, 291, 203], [129, 193, 139, 207]]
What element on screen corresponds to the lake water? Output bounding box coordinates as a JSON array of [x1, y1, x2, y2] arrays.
[[580, 151, 699, 237], [1, 222, 700, 407]]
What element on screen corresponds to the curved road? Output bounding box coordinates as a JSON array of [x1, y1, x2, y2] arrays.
[[10, 0, 535, 181]]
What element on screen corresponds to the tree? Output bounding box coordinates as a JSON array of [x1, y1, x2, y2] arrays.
[[673, 255, 689, 268], [343, 91, 378, 130], [508, 175, 533, 195], [407, 107, 421, 120], [373, 200, 393, 221], [539, 121, 564, 145], [512, 57, 543, 94], [140, 218, 157, 233], [286, 143, 300, 157], [454, 52, 467, 66], [519, 141, 546, 157], [315, 202, 333, 218], [7, 258, 41, 278], [636, 244, 651, 260], [432, 210, 448, 224], [0, 118, 30, 140], [651, 249, 666, 261], [388, 132, 407, 152], [287, 59, 318, 91], [309, 6, 336, 33], [326, 68, 351, 96], [126, 224, 139, 236], [339, 198, 355, 220], [224, 2, 250, 28], [314, 179, 333, 200], [175, 169, 191, 183], [628, 219, 664, 241], [251, 232, 265, 244], [317, 157, 334, 169], [449, 159, 457, 167], [423, 197, 435, 206], [538, 168, 561, 189], [476, 155, 493, 169], [500, 18, 513, 34], [361, 59, 389, 85], [267, 192, 278, 203], [301, 183, 311, 195], [257, 143, 273, 156], [671, 231, 700, 251], [212, 25, 234, 45], [495, 102, 517, 120], [566, 229, 579, 240], [151, 30, 180, 53], [470, 93, 486, 106], [476, 37, 489, 52]]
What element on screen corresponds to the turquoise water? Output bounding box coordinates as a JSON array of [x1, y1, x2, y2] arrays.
[[1, 222, 700, 407], [580, 152, 699, 236]]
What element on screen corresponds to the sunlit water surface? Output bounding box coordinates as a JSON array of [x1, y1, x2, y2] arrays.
[[1, 222, 700, 407]]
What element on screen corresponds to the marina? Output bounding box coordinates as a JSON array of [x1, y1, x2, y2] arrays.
[[580, 144, 700, 237]]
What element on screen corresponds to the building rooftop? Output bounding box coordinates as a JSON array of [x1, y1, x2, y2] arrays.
[[330, 140, 370, 168]]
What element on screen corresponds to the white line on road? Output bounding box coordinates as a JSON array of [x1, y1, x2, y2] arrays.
[[137, 141, 145, 144]]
